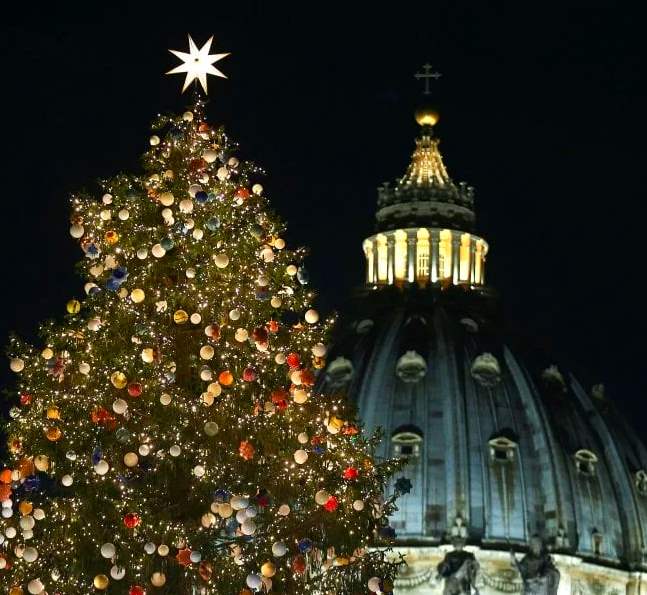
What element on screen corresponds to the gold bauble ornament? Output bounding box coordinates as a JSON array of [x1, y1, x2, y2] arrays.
[[46, 406, 60, 420], [66, 299, 81, 314], [110, 371, 128, 389], [261, 561, 276, 577], [45, 426, 62, 442], [151, 572, 166, 587], [41, 347, 54, 360], [34, 455, 49, 472], [130, 288, 145, 303], [93, 574, 110, 589], [173, 309, 189, 324]]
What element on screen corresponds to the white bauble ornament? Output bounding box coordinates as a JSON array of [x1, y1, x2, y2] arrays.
[[298, 432, 309, 444], [207, 382, 222, 397], [33, 509, 45, 521], [189, 184, 202, 197], [139, 444, 151, 456], [192, 228, 204, 240], [5, 526, 17, 537], [193, 465, 205, 477], [100, 209, 112, 221], [275, 352, 286, 364], [118, 209, 129, 221], [305, 309, 319, 324], [214, 253, 229, 268], [312, 343, 327, 357], [190, 551, 202, 563], [152, 243, 166, 258], [87, 317, 102, 331], [160, 393, 172, 406], [229, 308, 241, 320], [217, 166, 228, 180], [190, 313, 201, 324], [141, 348, 155, 363], [200, 367, 212, 381], [113, 398, 127, 414], [199, 345, 214, 360], [274, 238, 286, 249], [144, 541, 156, 554], [315, 490, 330, 505], [69, 224, 84, 238], [124, 452, 139, 467], [94, 460, 109, 475], [290, 370, 302, 385], [277, 504, 290, 516], [186, 267, 196, 279], [79, 362, 91, 375], [136, 247, 148, 260], [23, 546, 38, 562], [1, 508, 13, 519], [149, 135, 160, 146], [230, 496, 249, 510], [286, 264, 298, 276], [261, 247, 274, 262], [110, 565, 126, 580], [236, 509, 247, 523], [257, 274, 270, 287], [41, 347, 54, 359], [203, 149, 218, 163], [183, 110, 194, 121], [235, 328, 248, 342], [204, 421, 219, 436], [179, 199, 194, 213], [169, 445, 181, 457], [28, 579, 44, 594], [151, 572, 166, 587], [246, 574, 262, 589], [368, 577, 381, 592], [159, 191, 174, 206], [272, 541, 287, 557], [102, 193, 113, 204], [61, 474, 73, 487], [20, 516, 35, 531], [101, 543, 116, 559], [158, 544, 170, 556], [218, 503, 233, 518], [161, 207, 173, 220], [252, 183, 263, 195], [10, 358, 25, 373], [294, 449, 308, 464], [201, 512, 216, 528], [353, 499, 365, 511]]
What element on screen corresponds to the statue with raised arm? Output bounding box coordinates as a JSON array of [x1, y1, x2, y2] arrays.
[[510, 536, 560, 595], [437, 536, 480, 595]]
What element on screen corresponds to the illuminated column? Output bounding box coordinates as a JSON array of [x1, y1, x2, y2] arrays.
[[481, 252, 486, 285], [387, 234, 395, 285], [431, 230, 440, 283], [452, 234, 460, 284], [469, 239, 476, 284], [407, 230, 417, 283], [372, 238, 379, 284]]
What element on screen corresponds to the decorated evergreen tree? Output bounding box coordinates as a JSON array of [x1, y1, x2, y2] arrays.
[[0, 37, 403, 595]]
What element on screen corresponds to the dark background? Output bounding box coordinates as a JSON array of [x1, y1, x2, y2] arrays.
[[1, 3, 645, 431]]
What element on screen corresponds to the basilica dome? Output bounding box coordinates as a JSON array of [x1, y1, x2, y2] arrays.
[[322, 92, 647, 594]]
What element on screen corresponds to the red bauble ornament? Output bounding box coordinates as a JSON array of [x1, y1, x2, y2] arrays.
[[176, 547, 192, 566], [286, 353, 301, 369], [267, 320, 279, 333], [19, 393, 32, 406], [343, 466, 359, 481], [123, 512, 141, 528], [129, 586, 146, 595], [198, 122, 211, 133], [239, 440, 255, 461], [127, 382, 142, 397], [242, 367, 258, 382], [252, 326, 269, 342], [234, 187, 251, 201], [199, 560, 213, 581], [323, 496, 339, 512], [291, 554, 306, 574], [299, 369, 315, 386]]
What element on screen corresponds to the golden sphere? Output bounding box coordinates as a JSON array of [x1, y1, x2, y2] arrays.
[[93, 574, 110, 589], [415, 106, 439, 126], [110, 371, 128, 389]]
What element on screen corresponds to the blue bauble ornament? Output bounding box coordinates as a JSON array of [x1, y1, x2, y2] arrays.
[[112, 266, 128, 282], [88, 286, 101, 296], [115, 427, 131, 444], [313, 444, 326, 455], [214, 488, 231, 502], [84, 244, 100, 258], [195, 190, 208, 203], [298, 538, 313, 554], [225, 518, 238, 535], [206, 217, 221, 231], [161, 237, 174, 251], [92, 447, 103, 466], [106, 278, 121, 291], [23, 475, 41, 492], [297, 267, 310, 285]]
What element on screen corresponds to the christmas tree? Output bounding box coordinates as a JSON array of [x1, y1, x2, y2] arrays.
[[0, 37, 404, 595]]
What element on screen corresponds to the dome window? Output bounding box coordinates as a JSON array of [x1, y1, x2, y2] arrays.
[[471, 353, 502, 387], [325, 357, 354, 388], [391, 425, 423, 459], [635, 470, 647, 496], [574, 449, 598, 476], [488, 429, 518, 462], [396, 350, 427, 384]]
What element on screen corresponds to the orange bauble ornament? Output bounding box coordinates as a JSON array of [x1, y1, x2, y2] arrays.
[[18, 501, 33, 516], [176, 548, 192, 567], [239, 440, 255, 461], [0, 485, 11, 500], [218, 370, 234, 386], [0, 468, 11, 483], [45, 426, 62, 441], [105, 230, 119, 245]]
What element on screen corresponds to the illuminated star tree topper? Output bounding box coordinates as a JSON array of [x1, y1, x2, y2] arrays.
[[167, 34, 230, 94]]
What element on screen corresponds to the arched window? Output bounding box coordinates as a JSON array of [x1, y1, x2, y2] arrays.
[[488, 429, 518, 463], [391, 425, 424, 459], [574, 449, 598, 476]]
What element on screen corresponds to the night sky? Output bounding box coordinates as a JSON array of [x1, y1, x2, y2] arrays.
[[1, 4, 646, 431]]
